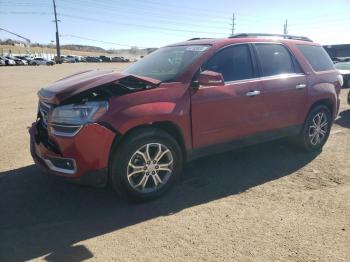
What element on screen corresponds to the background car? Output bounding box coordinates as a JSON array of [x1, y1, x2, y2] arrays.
[[64, 55, 77, 63], [111, 56, 123, 62], [0, 58, 5, 66], [332, 57, 341, 63], [29, 58, 55, 66], [0, 56, 16, 66], [335, 62, 350, 88], [6, 56, 28, 66], [99, 55, 111, 62], [15, 56, 33, 64], [86, 56, 102, 62]]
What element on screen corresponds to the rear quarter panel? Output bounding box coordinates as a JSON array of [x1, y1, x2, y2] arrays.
[[286, 41, 341, 120]]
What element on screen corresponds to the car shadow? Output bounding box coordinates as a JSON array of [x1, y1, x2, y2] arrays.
[[0, 139, 319, 261], [335, 109, 350, 128]]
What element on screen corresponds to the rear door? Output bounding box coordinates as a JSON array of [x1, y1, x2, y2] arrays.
[[253, 43, 308, 130], [191, 44, 266, 148]]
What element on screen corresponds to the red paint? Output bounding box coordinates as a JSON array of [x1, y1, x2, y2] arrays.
[[30, 123, 115, 178], [30, 37, 341, 182]]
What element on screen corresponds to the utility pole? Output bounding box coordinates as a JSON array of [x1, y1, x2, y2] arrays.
[[52, 0, 61, 63], [231, 13, 235, 36], [283, 19, 288, 35]]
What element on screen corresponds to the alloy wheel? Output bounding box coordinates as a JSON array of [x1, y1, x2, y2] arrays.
[[308, 112, 328, 146], [127, 143, 174, 193]]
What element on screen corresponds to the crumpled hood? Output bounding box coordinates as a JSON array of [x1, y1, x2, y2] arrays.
[[38, 70, 161, 104]]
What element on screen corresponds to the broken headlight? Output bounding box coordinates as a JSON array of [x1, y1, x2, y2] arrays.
[[50, 101, 108, 136]]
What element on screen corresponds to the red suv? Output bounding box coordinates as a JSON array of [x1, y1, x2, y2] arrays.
[[30, 34, 342, 200]]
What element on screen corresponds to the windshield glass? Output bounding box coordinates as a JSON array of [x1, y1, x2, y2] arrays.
[[335, 62, 350, 70], [124, 45, 211, 82]]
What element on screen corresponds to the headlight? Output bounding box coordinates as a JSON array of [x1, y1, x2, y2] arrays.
[[51, 101, 109, 125]]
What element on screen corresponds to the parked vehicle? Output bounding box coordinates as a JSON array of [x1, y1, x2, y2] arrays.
[[0, 58, 5, 66], [30, 34, 342, 200], [86, 56, 102, 62], [331, 57, 341, 64], [15, 55, 33, 63], [0, 56, 16, 65], [99, 55, 111, 62], [111, 56, 123, 62], [64, 55, 77, 63], [29, 58, 55, 66], [7, 56, 28, 65], [335, 62, 350, 88]]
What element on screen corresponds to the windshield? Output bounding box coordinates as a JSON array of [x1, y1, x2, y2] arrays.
[[124, 45, 211, 82], [335, 62, 350, 70]]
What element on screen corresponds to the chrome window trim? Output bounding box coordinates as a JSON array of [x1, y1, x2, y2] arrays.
[[199, 41, 305, 87], [224, 72, 306, 85]]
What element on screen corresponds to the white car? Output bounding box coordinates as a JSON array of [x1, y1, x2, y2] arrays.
[[335, 62, 350, 88], [64, 55, 77, 63], [29, 58, 55, 66], [0, 56, 16, 66]]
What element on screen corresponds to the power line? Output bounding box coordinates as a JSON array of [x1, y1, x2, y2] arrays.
[[54, 5, 231, 30], [58, 13, 228, 35], [60, 34, 149, 48]]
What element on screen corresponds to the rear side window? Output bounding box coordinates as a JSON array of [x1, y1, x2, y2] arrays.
[[297, 45, 334, 72], [255, 44, 295, 77], [202, 44, 254, 82]]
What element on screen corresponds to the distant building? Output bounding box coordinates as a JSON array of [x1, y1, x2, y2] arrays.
[[14, 42, 25, 47], [324, 44, 350, 58]]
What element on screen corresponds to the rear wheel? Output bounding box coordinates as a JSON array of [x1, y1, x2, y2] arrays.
[[110, 127, 183, 200], [296, 105, 332, 151]]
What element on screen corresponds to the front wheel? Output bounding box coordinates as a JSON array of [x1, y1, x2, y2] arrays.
[[110, 127, 183, 201], [296, 105, 332, 151]]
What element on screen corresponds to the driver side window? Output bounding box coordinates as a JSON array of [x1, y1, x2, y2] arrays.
[[202, 44, 254, 82]]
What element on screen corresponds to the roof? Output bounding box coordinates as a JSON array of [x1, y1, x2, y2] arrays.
[[169, 34, 317, 48]]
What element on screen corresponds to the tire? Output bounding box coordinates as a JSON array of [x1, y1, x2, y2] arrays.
[[296, 105, 332, 151], [110, 127, 183, 201]]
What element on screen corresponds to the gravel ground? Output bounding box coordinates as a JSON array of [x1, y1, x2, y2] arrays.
[[0, 64, 350, 261]]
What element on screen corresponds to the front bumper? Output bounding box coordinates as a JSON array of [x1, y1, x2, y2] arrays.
[[29, 121, 116, 186]]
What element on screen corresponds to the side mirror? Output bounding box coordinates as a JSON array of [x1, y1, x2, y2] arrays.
[[196, 70, 225, 87]]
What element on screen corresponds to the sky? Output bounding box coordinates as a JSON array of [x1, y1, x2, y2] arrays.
[[0, 0, 350, 49]]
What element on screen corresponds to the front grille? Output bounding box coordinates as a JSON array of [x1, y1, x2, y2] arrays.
[[38, 102, 52, 129]]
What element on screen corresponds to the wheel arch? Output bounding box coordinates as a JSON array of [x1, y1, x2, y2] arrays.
[[306, 98, 334, 122], [107, 121, 187, 177]]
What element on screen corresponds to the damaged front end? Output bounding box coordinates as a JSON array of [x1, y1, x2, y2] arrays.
[[30, 71, 161, 185]]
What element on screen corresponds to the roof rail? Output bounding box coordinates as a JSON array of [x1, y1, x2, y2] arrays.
[[229, 33, 313, 42], [187, 37, 213, 41]]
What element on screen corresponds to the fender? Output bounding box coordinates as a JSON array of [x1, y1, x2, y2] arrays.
[[100, 83, 193, 150]]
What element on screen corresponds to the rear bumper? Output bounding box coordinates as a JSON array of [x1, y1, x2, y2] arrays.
[[29, 122, 116, 186]]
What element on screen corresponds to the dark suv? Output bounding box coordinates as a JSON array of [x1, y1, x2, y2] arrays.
[[30, 34, 342, 200]]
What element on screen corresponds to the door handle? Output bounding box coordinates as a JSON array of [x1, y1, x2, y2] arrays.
[[246, 90, 261, 97], [296, 83, 307, 89]]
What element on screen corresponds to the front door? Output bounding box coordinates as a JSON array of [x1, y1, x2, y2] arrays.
[[191, 44, 266, 148]]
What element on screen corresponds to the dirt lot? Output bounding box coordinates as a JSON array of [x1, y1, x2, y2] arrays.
[[1, 64, 350, 261]]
